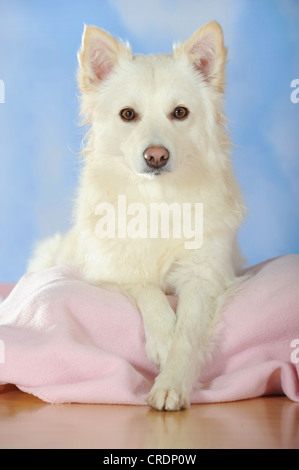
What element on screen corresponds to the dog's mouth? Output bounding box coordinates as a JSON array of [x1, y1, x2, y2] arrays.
[[141, 166, 171, 177]]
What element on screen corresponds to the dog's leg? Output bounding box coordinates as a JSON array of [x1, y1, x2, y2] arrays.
[[146, 262, 232, 411], [129, 284, 177, 371]]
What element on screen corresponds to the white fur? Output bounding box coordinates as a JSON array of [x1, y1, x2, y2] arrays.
[[28, 22, 246, 411]]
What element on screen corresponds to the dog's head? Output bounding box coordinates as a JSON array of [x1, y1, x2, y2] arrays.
[[78, 22, 227, 180]]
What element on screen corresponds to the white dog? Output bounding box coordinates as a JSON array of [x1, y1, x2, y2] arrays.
[[28, 21, 245, 411]]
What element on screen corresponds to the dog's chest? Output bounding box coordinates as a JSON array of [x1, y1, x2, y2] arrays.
[[83, 234, 184, 286]]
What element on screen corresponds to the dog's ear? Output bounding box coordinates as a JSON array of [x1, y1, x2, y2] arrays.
[[78, 25, 132, 93], [174, 22, 227, 92]]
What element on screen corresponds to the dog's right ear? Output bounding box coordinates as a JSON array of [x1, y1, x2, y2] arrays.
[[77, 25, 132, 93]]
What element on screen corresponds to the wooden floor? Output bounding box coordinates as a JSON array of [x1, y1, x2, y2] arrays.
[[0, 386, 298, 449]]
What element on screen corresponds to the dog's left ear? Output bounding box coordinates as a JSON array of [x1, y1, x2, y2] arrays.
[[174, 21, 227, 92]]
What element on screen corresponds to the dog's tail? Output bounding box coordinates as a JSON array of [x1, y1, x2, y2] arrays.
[[27, 233, 64, 273]]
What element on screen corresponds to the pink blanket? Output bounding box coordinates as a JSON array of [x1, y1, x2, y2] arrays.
[[0, 255, 298, 405]]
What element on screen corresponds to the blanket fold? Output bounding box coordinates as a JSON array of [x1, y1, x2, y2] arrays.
[[0, 255, 298, 404]]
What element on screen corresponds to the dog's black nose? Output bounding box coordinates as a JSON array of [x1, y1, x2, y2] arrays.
[[143, 146, 169, 169]]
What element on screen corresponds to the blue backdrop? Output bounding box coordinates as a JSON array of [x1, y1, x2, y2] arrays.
[[0, 0, 298, 281]]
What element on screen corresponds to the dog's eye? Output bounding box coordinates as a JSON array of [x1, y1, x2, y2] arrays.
[[120, 108, 137, 121], [172, 106, 189, 120]]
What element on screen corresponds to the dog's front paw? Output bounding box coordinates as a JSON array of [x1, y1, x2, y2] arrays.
[[146, 375, 190, 411], [145, 329, 174, 371], [144, 312, 176, 371]]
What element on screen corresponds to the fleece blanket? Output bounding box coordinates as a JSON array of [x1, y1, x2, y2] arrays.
[[0, 254, 298, 405]]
